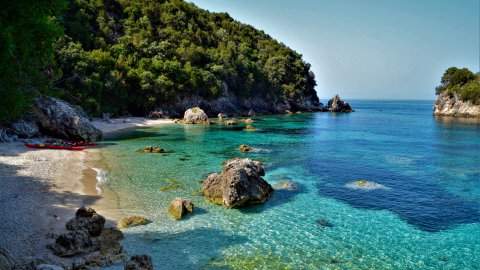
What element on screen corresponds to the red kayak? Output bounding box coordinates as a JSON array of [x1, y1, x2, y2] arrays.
[[44, 139, 98, 147], [25, 143, 85, 151]]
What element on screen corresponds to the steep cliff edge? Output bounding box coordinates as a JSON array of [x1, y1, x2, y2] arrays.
[[433, 91, 480, 117]]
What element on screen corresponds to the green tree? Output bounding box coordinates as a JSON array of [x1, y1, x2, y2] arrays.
[[0, 0, 67, 123]]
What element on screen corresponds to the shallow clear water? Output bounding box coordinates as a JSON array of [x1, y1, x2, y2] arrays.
[[100, 100, 480, 269]]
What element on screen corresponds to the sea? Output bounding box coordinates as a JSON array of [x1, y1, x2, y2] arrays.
[[98, 100, 480, 269]]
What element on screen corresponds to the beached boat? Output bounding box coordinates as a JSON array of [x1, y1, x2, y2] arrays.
[[44, 139, 98, 147], [25, 143, 85, 151]]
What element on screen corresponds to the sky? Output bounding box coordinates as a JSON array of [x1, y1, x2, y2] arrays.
[[188, 0, 479, 100]]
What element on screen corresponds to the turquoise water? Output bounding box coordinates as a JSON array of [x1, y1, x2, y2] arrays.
[[100, 100, 480, 269]]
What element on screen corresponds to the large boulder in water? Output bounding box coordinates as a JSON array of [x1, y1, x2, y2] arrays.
[[183, 107, 210, 124], [32, 96, 102, 141], [327, 95, 354, 112], [202, 158, 274, 208]]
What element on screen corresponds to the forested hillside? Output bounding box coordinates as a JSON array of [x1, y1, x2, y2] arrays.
[[55, 0, 319, 116]]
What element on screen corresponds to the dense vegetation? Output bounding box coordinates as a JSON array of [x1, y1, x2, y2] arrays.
[[436, 67, 480, 105], [55, 0, 317, 116], [0, 0, 66, 122], [0, 0, 317, 122]]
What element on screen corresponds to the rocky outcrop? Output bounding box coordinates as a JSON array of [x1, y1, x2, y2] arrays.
[[327, 95, 354, 112], [136, 146, 165, 153], [202, 158, 274, 208], [168, 198, 194, 220], [184, 107, 210, 124], [32, 96, 102, 141], [51, 230, 94, 257], [65, 207, 105, 237], [49, 207, 126, 265], [125, 255, 154, 270], [434, 91, 480, 117], [117, 216, 150, 229], [11, 119, 40, 138]]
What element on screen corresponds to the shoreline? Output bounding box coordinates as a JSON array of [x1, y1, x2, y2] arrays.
[[0, 117, 173, 268]]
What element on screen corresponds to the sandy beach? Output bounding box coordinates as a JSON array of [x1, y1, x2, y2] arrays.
[[0, 117, 173, 268]]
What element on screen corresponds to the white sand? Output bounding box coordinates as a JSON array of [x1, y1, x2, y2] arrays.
[[0, 117, 174, 266]]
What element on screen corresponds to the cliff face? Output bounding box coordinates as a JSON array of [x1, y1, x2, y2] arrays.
[[434, 91, 480, 117], [154, 85, 324, 117]]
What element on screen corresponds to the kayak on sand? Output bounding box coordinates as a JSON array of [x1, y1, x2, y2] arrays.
[[44, 139, 98, 147], [25, 143, 85, 151]]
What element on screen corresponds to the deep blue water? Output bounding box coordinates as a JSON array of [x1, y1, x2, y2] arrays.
[[100, 100, 480, 269]]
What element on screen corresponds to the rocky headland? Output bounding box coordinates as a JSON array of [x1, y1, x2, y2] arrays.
[[434, 91, 480, 117]]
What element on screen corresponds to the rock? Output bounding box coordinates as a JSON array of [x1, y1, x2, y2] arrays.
[[286, 110, 293, 115], [345, 180, 390, 191], [248, 109, 256, 116], [168, 198, 194, 220], [244, 118, 253, 124], [50, 230, 95, 257], [31, 96, 102, 141], [117, 216, 150, 229], [36, 264, 65, 270], [316, 218, 333, 227], [65, 207, 105, 237], [202, 158, 274, 208], [11, 119, 40, 138], [0, 251, 12, 270], [218, 113, 227, 120], [148, 111, 165, 119], [224, 119, 237, 125], [245, 125, 255, 131], [434, 91, 480, 117], [239, 144, 251, 152], [125, 255, 153, 270], [274, 180, 299, 191], [327, 95, 354, 112], [72, 258, 86, 269], [136, 146, 164, 153], [184, 107, 210, 124]]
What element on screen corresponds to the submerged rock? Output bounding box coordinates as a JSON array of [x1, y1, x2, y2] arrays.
[[125, 255, 154, 270], [202, 158, 274, 208], [345, 180, 390, 191], [273, 180, 300, 191], [327, 95, 354, 112], [168, 198, 194, 220], [117, 216, 150, 229], [316, 218, 334, 227], [32, 96, 102, 141], [245, 125, 255, 131], [136, 146, 165, 153], [65, 207, 106, 237], [184, 107, 210, 124], [239, 144, 252, 152]]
